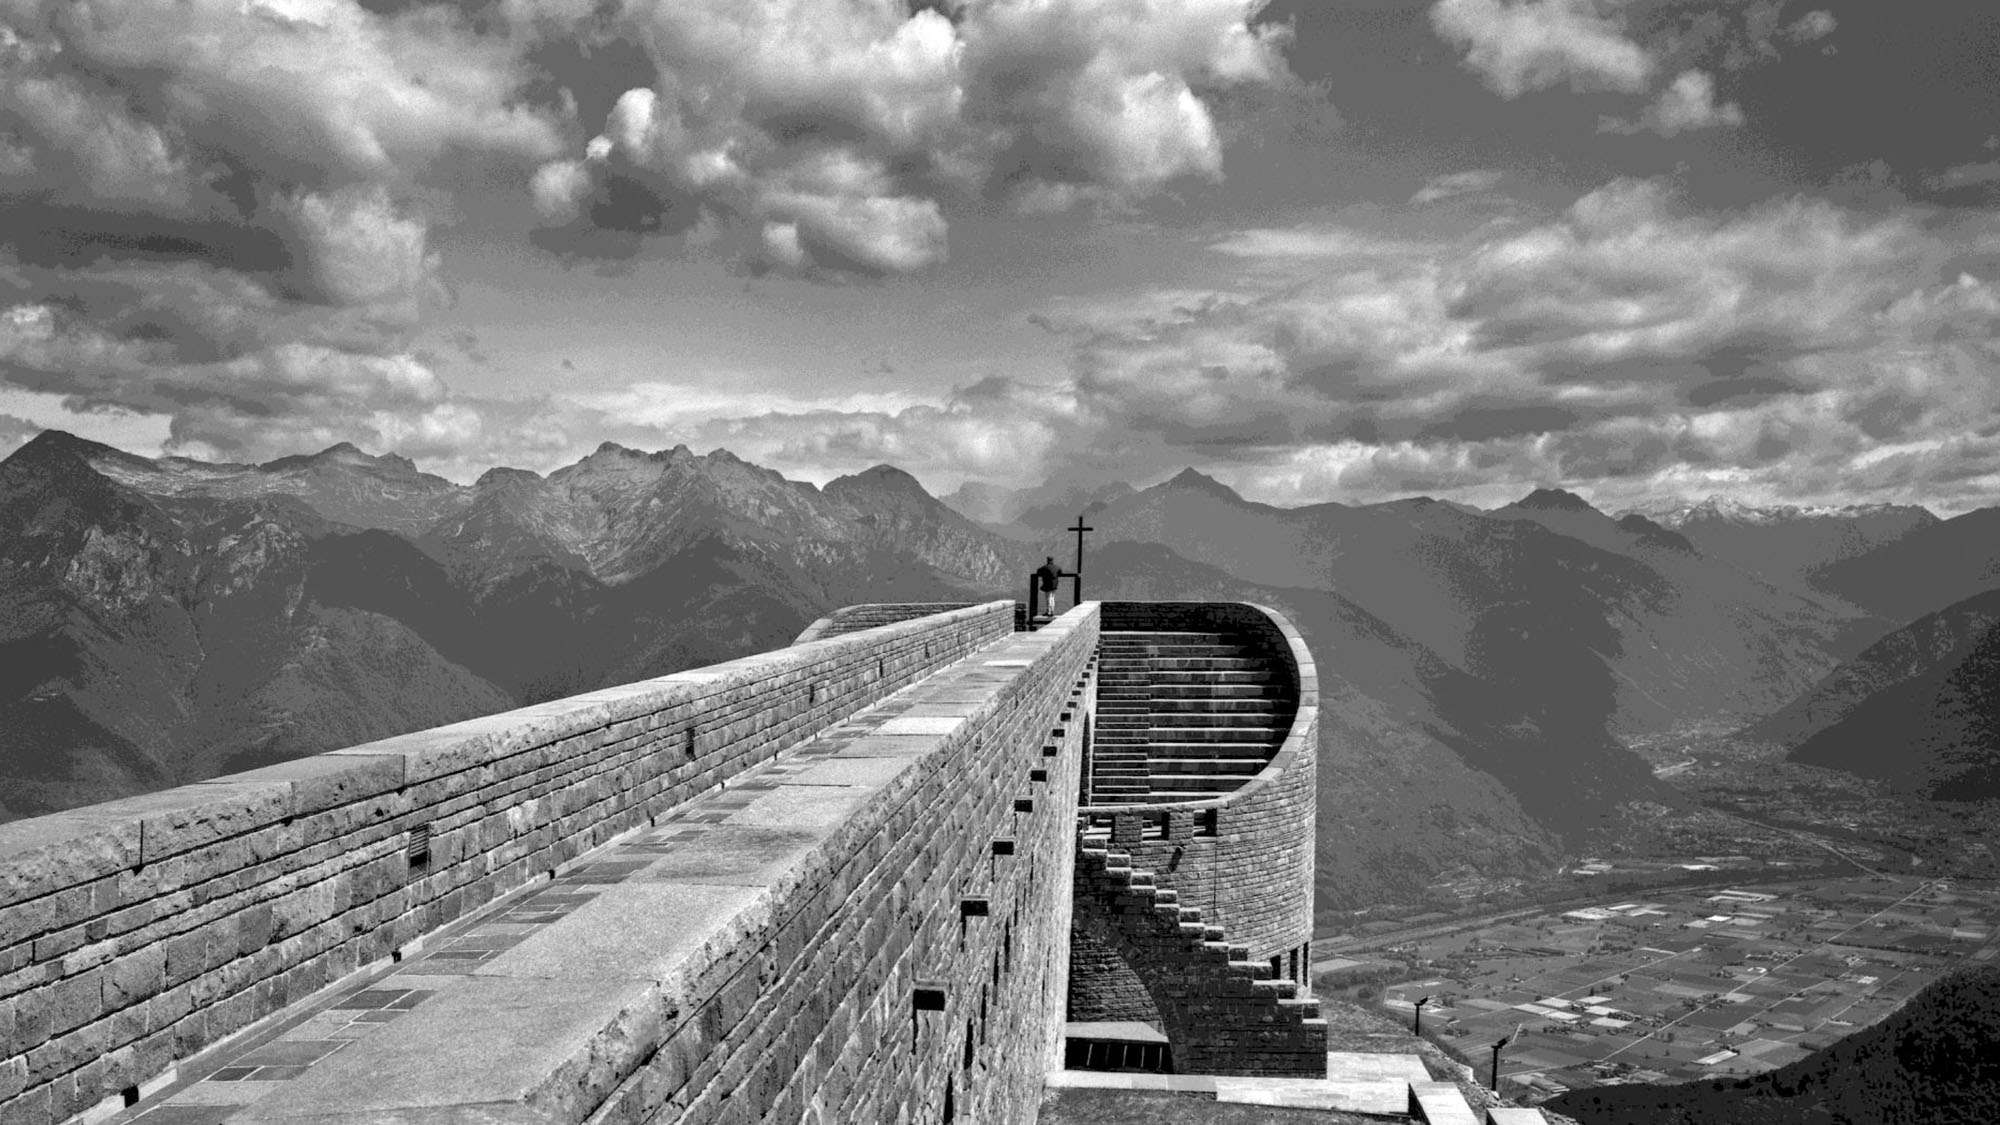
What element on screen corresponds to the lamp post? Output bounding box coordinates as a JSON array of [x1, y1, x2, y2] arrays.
[[1412, 995, 1431, 1037], [1490, 1025, 1519, 1093]]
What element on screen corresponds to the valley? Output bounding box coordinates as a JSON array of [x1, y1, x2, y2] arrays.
[[10, 430, 2000, 1112], [1320, 721, 2000, 1106], [1353, 873, 2000, 1104]]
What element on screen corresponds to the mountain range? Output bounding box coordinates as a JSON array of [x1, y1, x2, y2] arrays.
[[0, 431, 1013, 820], [9, 433, 2000, 930]]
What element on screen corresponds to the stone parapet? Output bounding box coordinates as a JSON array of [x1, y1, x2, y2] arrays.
[[0, 600, 1017, 1123], [236, 603, 1100, 1124], [792, 602, 980, 644]]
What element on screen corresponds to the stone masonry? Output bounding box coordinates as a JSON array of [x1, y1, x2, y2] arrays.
[[1069, 602, 1319, 1039], [0, 602, 1020, 1123]]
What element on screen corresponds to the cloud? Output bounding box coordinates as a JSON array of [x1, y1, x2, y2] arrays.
[[1786, 10, 1837, 43], [1599, 70, 1743, 136], [527, 0, 1294, 273], [1429, 0, 1653, 98], [1012, 178, 2000, 511], [272, 185, 440, 315], [1411, 169, 1506, 205], [0, 0, 584, 479], [2, 0, 565, 194], [0, 412, 39, 458]]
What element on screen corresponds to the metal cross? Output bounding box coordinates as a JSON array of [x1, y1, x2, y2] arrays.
[[1067, 514, 1093, 605]]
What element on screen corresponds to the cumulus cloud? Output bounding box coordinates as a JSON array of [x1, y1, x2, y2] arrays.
[[0, 412, 38, 458], [1786, 10, 1837, 43], [1411, 169, 1506, 205], [528, 0, 1293, 273], [1015, 178, 2000, 511], [0, 0, 580, 477], [1429, 0, 1653, 98], [1599, 70, 1743, 136], [5, 0, 565, 190]]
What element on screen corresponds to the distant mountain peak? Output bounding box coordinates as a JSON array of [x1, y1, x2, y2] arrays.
[[475, 466, 542, 489], [6, 428, 97, 462], [824, 464, 936, 504], [1161, 467, 1244, 502], [1510, 487, 1599, 514], [258, 441, 421, 476], [1648, 493, 1942, 527]]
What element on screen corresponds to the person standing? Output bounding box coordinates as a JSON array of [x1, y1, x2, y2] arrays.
[[1034, 556, 1061, 615]]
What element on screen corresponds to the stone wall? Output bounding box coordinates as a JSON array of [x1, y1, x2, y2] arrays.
[[586, 605, 1101, 1124], [0, 601, 1018, 1123], [792, 602, 981, 644], [222, 604, 1100, 1125]]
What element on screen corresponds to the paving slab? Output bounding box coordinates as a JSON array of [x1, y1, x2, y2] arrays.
[[623, 825, 821, 887], [875, 715, 967, 736], [787, 756, 914, 788], [231, 977, 647, 1119], [473, 882, 767, 983], [1411, 1080, 1481, 1125], [720, 784, 873, 828]]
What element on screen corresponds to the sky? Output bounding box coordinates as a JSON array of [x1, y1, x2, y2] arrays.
[[1, 0, 1997, 512]]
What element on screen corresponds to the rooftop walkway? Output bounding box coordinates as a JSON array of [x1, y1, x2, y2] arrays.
[[86, 612, 1093, 1125]]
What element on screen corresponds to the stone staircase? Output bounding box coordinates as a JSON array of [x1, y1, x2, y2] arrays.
[[1072, 828, 1327, 1077], [1089, 631, 1294, 804]]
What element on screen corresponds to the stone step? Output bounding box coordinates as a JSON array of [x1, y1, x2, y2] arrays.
[[1409, 1081, 1480, 1125], [1152, 683, 1290, 698], [1149, 759, 1266, 775], [1139, 711, 1284, 727], [1148, 726, 1285, 742], [1142, 670, 1269, 684], [1147, 699, 1287, 714]]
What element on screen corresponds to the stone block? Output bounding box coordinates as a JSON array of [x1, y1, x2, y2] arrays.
[[135, 780, 294, 865], [104, 943, 165, 1009], [44, 969, 102, 1036], [236, 903, 277, 957], [0, 813, 140, 909], [223, 752, 406, 817]]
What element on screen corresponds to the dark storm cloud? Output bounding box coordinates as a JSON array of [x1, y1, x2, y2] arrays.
[[3, 202, 289, 276]]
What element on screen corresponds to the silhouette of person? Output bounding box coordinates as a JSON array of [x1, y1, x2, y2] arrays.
[[1035, 556, 1061, 614]]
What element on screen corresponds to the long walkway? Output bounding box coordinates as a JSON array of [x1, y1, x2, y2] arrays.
[[99, 685, 953, 1125]]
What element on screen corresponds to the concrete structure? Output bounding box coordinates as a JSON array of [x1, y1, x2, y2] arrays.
[[0, 599, 1324, 1123]]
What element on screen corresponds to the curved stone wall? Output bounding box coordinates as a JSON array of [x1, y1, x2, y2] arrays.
[[1081, 602, 1318, 968]]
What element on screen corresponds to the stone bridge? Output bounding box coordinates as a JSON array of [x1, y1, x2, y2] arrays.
[[0, 600, 1319, 1124]]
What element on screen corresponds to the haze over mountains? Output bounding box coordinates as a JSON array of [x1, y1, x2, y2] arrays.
[[8, 432, 2000, 928], [0, 431, 1012, 821]]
